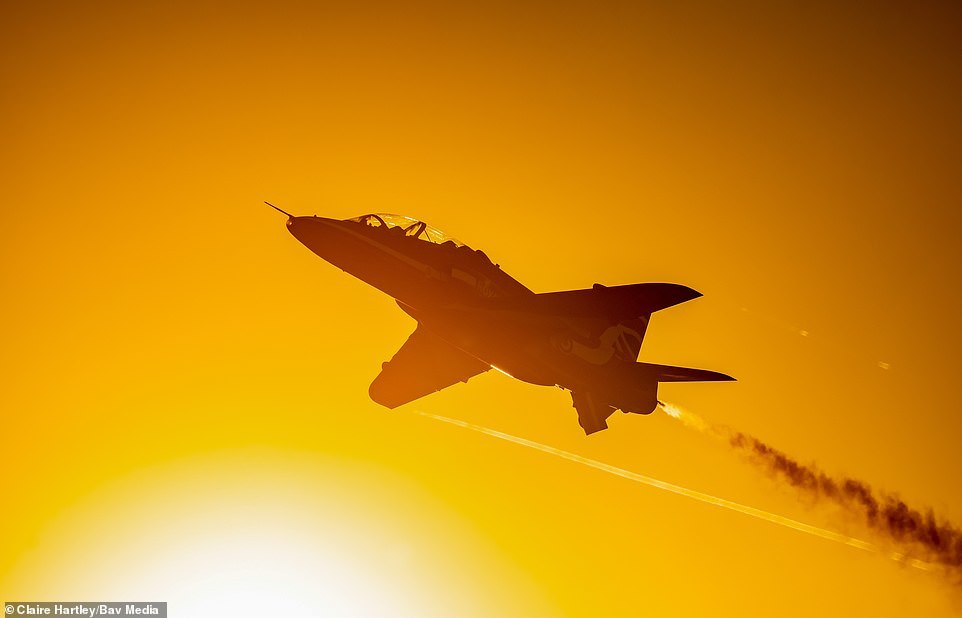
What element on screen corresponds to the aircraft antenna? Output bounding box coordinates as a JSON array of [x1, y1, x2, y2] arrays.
[[265, 201, 294, 218]]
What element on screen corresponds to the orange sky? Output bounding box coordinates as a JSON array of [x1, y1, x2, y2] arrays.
[[2, 1, 961, 615]]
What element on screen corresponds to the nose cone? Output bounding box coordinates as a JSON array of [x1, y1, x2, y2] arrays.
[[285, 216, 342, 252], [285, 215, 309, 242]]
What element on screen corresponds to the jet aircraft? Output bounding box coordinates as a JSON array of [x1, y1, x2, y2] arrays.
[[271, 203, 733, 434]]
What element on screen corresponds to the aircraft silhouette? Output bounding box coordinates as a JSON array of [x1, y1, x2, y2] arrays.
[[271, 204, 733, 434]]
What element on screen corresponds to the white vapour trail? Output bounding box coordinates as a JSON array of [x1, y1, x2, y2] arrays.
[[413, 410, 931, 571]]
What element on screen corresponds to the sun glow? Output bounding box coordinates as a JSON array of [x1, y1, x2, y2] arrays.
[[2, 449, 549, 618]]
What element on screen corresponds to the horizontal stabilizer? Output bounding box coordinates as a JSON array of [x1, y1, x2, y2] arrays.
[[637, 362, 735, 383], [478, 283, 701, 322]]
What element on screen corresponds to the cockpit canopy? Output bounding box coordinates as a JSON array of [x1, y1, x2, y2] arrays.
[[345, 213, 466, 247]]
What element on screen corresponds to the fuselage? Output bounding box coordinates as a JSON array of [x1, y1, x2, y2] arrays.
[[286, 214, 652, 408], [287, 215, 530, 309]]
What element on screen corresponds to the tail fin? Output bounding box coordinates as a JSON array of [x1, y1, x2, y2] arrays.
[[637, 362, 735, 383], [610, 318, 648, 362], [601, 282, 702, 315]]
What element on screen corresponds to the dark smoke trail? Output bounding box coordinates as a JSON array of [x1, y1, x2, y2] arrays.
[[729, 431, 962, 577]]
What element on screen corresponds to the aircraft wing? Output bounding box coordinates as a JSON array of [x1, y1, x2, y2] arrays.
[[369, 325, 490, 408]]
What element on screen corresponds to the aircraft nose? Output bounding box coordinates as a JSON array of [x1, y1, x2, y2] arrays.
[[284, 215, 341, 249], [265, 202, 315, 243], [285, 216, 303, 239]]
